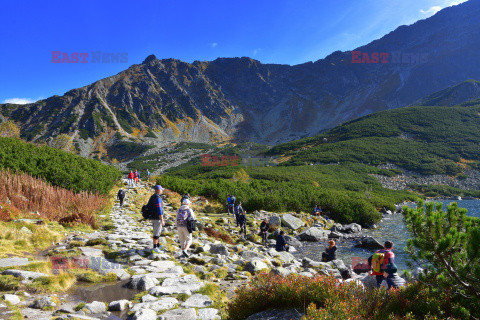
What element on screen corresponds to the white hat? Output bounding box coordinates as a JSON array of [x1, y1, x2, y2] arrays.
[[182, 199, 191, 205]]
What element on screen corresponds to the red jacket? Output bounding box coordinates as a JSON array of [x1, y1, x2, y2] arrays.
[[128, 172, 134, 179]]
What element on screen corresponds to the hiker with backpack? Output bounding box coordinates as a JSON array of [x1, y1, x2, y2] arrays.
[[146, 185, 165, 253], [117, 188, 126, 207], [134, 169, 140, 183], [181, 193, 191, 206], [368, 240, 395, 288], [260, 218, 269, 247], [238, 210, 247, 238], [234, 201, 244, 226], [176, 198, 196, 258], [226, 195, 235, 214]]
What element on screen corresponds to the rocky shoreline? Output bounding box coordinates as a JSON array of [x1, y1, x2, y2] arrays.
[[0, 182, 416, 320]]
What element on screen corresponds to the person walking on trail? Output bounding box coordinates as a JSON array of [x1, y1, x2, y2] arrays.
[[234, 201, 244, 226], [276, 230, 289, 252], [148, 185, 165, 253], [238, 210, 247, 238], [127, 171, 135, 187], [384, 263, 406, 289], [146, 169, 151, 181], [368, 240, 395, 288], [176, 198, 196, 258], [134, 169, 139, 183], [117, 188, 126, 207], [260, 218, 269, 247], [226, 195, 235, 214], [322, 239, 337, 262]]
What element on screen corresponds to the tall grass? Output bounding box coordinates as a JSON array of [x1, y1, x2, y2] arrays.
[[0, 169, 107, 227]]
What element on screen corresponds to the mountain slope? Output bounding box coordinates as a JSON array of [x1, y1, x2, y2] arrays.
[[267, 100, 480, 175], [414, 80, 480, 106], [1, 1, 480, 157]]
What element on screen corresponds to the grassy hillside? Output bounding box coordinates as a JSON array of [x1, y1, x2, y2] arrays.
[[267, 104, 480, 175], [159, 163, 419, 226], [0, 137, 121, 194]]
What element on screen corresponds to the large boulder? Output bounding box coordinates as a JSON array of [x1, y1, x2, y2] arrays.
[[159, 308, 197, 320], [32, 296, 56, 309], [181, 294, 213, 308], [132, 308, 157, 320], [296, 227, 329, 241], [285, 235, 302, 247], [244, 259, 269, 274], [270, 267, 292, 277], [3, 269, 48, 279], [84, 301, 106, 314], [301, 257, 331, 270], [276, 251, 295, 264], [354, 236, 384, 249], [197, 308, 220, 320], [127, 275, 159, 291], [343, 223, 362, 233], [269, 216, 282, 228], [3, 294, 20, 305], [108, 299, 132, 311], [281, 214, 305, 230], [359, 273, 378, 289]]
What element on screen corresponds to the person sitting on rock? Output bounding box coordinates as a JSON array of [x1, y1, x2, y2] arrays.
[[260, 218, 269, 247], [313, 204, 322, 216], [238, 210, 247, 238], [322, 239, 337, 262], [384, 263, 406, 290], [276, 230, 289, 252]]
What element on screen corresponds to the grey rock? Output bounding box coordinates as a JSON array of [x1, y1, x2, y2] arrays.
[[127, 275, 159, 291], [131, 309, 157, 320], [285, 236, 302, 248], [3, 294, 20, 305], [3, 269, 48, 279], [239, 250, 267, 261], [328, 231, 343, 238], [140, 294, 158, 303], [20, 226, 33, 234], [79, 247, 103, 257], [0, 257, 29, 268], [354, 236, 384, 249], [150, 260, 176, 272], [131, 298, 178, 312], [209, 244, 229, 256], [269, 267, 292, 277], [330, 259, 347, 271], [84, 301, 106, 314], [197, 308, 220, 320], [244, 259, 269, 274], [360, 273, 378, 289], [301, 257, 331, 270], [281, 214, 305, 230], [108, 300, 131, 311], [32, 296, 56, 309], [182, 294, 213, 308], [296, 227, 329, 241], [276, 251, 295, 264], [159, 308, 196, 320], [269, 216, 281, 227]]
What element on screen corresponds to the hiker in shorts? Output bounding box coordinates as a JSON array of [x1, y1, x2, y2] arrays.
[[117, 188, 126, 207], [260, 218, 269, 247], [234, 201, 244, 227], [134, 169, 139, 183], [368, 240, 395, 288], [384, 263, 406, 290], [176, 198, 196, 258], [148, 185, 165, 253]]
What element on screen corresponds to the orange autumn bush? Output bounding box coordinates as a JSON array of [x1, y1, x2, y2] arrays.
[[0, 169, 107, 227]]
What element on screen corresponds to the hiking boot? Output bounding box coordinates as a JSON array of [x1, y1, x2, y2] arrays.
[[182, 250, 190, 258], [153, 247, 162, 253]]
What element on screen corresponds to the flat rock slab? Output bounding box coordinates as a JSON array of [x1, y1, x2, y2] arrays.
[[79, 247, 103, 257], [132, 308, 157, 320], [2, 269, 48, 279], [131, 298, 179, 312], [0, 257, 29, 268], [197, 308, 220, 320], [246, 309, 304, 320], [159, 308, 197, 320], [150, 260, 176, 272], [181, 294, 213, 308]]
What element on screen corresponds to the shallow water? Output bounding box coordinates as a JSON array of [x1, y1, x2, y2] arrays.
[[293, 199, 480, 272]]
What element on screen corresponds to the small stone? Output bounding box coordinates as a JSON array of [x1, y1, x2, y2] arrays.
[[84, 301, 106, 314], [108, 299, 131, 311]]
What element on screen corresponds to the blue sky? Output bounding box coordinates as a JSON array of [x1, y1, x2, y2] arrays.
[[0, 0, 468, 104]]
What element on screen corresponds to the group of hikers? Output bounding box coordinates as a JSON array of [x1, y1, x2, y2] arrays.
[[118, 187, 405, 290], [127, 169, 151, 187]]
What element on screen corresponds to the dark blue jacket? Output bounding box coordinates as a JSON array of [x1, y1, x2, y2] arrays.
[[148, 194, 164, 220], [276, 234, 287, 251]]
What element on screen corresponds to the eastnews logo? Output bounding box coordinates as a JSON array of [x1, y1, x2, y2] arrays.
[[51, 51, 128, 63], [351, 51, 428, 65]]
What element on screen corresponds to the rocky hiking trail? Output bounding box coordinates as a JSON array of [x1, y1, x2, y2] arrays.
[[0, 181, 401, 320]]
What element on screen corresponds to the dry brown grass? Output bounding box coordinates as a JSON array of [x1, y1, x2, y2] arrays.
[[0, 169, 107, 227]]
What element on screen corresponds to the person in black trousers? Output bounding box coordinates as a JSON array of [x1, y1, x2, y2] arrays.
[[238, 211, 247, 237], [322, 239, 337, 262], [117, 189, 126, 207]]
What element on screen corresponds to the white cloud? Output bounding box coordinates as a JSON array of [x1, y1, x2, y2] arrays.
[[253, 48, 262, 56], [2, 98, 38, 104], [210, 42, 218, 48], [420, 5, 443, 14], [420, 0, 468, 15]]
